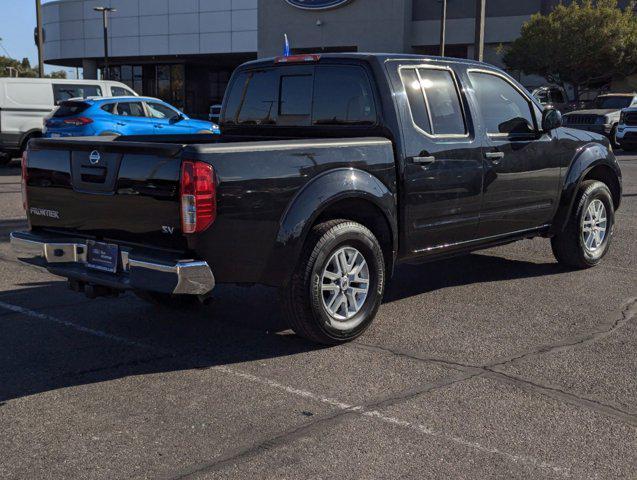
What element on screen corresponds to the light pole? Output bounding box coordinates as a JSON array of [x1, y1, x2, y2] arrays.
[[474, 0, 486, 62], [94, 6, 116, 80], [440, 0, 447, 57], [35, 0, 44, 77]]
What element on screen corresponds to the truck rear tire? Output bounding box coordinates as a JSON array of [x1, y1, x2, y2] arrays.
[[551, 180, 614, 268], [281, 219, 385, 345]]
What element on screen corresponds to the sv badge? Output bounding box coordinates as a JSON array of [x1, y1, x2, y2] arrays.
[[161, 226, 175, 235]]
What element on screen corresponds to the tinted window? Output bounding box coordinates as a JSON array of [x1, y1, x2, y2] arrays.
[[111, 86, 134, 96], [53, 84, 102, 104], [222, 72, 248, 125], [469, 72, 535, 135], [279, 75, 312, 118], [550, 89, 565, 104], [417, 68, 466, 135], [237, 70, 278, 125], [400, 68, 431, 133], [147, 102, 179, 119], [53, 101, 91, 117], [116, 102, 145, 117], [101, 103, 116, 114], [313, 66, 376, 126]]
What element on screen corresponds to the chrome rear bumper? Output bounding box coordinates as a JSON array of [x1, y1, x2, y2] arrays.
[[10, 231, 215, 295]]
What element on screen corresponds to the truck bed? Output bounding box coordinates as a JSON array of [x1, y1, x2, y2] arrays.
[[25, 134, 395, 286]]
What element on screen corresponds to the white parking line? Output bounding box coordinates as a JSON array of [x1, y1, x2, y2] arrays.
[[0, 300, 156, 351], [0, 300, 571, 478]]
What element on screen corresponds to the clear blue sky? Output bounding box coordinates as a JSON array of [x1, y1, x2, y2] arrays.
[[0, 0, 77, 78]]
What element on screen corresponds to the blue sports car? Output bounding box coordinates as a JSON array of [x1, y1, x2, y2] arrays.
[[44, 96, 220, 138]]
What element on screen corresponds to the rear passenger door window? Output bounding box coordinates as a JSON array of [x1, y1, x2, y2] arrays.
[[115, 102, 146, 117], [418, 69, 466, 135], [400, 67, 466, 136], [400, 69, 431, 133]]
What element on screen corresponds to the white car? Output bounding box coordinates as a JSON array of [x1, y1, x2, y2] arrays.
[[616, 107, 637, 151], [0, 78, 137, 165]]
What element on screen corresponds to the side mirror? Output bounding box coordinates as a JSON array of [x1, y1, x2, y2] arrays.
[[170, 114, 185, 123], [542, 108, 563, 132]]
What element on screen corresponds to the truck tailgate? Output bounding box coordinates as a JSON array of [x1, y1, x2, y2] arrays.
[[25, 137, 187, 250]]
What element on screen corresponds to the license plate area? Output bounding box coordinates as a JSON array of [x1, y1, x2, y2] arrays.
[[86, 241, 119, 273]]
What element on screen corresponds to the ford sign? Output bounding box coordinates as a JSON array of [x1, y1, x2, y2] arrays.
[[285, 0, 352, 10]]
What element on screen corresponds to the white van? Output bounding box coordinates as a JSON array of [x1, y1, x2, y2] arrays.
[[0, 78, 137, 164]]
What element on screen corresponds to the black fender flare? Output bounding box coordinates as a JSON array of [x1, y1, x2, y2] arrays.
[[263, 167, 397, 287], [550, 142, 622, 234]]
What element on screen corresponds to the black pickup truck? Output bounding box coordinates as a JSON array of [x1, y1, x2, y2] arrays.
[[12, 53, 622, 344]]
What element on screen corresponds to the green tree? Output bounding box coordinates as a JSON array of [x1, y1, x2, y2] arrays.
[[48, 70, 67, 79], [0, 55, 66, 79], [503, 0, 637, 100]]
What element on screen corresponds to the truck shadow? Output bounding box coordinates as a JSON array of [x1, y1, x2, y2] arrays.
[[385, 254, 568, 303], [0, 252, 566, 404], [0, 162, 20, 175], [0, 219, 28, 240]]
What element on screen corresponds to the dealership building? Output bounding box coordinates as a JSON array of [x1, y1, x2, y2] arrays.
[[40, 0, 633, 117]]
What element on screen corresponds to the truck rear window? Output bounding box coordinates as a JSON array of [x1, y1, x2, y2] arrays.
[[223, 65, 377, 127], [53, 101, 91, 117], [313, 66, 376, 125]]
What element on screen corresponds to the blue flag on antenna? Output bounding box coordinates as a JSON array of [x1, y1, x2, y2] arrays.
[[283, 34, 291, 56]]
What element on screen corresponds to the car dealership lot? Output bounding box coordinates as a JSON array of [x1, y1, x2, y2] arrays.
[[0, 156, 635, 479]]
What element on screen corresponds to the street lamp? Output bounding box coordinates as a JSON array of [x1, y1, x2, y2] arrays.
[[94, 6, 116, 80], [439, 0, 447, 57], [474, 0, 486, 62], [35, 0, 44, 78]]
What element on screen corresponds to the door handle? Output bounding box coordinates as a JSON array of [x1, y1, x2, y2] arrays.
[[411, 155, 436, 165], [484, 151, 505, 164], [116, 122, 126, 126]]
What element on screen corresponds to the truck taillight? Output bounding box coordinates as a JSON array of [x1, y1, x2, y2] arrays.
[[180, 160, 216, 234], [21, 150, 28, 211]]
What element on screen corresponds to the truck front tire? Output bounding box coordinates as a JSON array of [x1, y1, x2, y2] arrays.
[[281, 219, 385, 345], [551, 180, 615, 268]]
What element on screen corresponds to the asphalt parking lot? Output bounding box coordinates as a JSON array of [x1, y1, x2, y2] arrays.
[[0, 154, 635, 480]]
